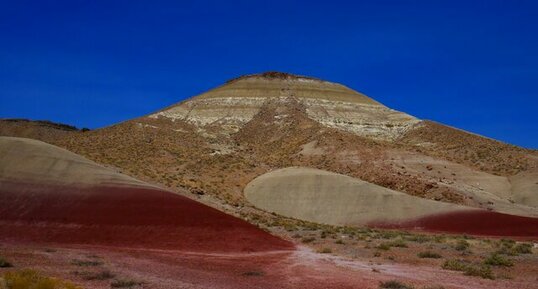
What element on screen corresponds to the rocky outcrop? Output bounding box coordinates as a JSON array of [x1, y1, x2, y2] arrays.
[[150, 72, 419, 140]]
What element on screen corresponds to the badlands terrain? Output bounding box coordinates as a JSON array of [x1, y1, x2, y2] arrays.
[[1, 72, 538, 288]]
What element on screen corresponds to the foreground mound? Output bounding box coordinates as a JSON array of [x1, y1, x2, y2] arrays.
[[245, 167, 538, 237], [0, 137, 292, 252]]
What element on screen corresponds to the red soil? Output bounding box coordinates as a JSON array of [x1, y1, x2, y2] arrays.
[[0, 181, 293, 252], [373, 210, 538, 238]]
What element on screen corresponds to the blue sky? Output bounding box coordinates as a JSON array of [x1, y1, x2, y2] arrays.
[[1, 1, 537, 148]]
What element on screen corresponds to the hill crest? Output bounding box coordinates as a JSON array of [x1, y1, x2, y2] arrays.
[[150, 71, 418, 140]]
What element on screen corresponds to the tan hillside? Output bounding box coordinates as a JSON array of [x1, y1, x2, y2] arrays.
[[244, 167, 468, 225]]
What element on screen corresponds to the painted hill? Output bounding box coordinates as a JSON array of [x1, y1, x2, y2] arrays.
[[1, 71, 537, 238], [0, 136, 292, 252], [245, 167, 538, 237]]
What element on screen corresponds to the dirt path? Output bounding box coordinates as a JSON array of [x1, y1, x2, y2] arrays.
[[2, 243, 536, 289]]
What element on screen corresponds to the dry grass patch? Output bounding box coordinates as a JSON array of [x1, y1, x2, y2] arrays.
[[0, 269, 81, 289]]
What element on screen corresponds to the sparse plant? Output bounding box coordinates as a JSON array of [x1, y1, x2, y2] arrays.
[[71, 259, 103, 267], [376, 243, 391, 251], [454, 239, 470, 251], [378, 280, 414, 289], [75, 270, 115, 280], [0, 257, 12, 268], [442, 259, 469, 271], [242, 271, 264, 277], [484, 253, 513, 267], [463, 264, 494, 279], [442, 259, 494, 279], [417, 251, 442, 259], [406, 234, 430, 243], [389, 239, 408, 248], [301, 237, 315, 244], [110, 279, 142, 288], [318, 248, 332, 254], [513, 243, 533, 254]]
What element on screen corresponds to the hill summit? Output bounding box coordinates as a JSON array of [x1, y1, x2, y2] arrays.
[[150, 71, 418, 140]]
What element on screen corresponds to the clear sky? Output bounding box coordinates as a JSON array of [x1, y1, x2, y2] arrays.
[[1, 1, 537, 148]]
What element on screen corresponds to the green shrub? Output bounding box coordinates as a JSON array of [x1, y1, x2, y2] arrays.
[[376, 243, 391, 251], [442, 259, 469, 271], [0, 257, 12, 268], [417, 251, 442, 259], [378, 280, 414, 289], [513, 243, 533, 254], [1, 269, 81, 289], [389, 239, 408, 248], [442, 259, 494, 279], [463, 265, 494, 279], [484, 254, 513, 267]]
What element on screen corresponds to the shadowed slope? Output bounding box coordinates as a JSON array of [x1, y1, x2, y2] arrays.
[[0, 137, 293, 252]]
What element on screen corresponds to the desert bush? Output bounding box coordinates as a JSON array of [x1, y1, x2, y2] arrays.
[[242, 271, 264, 277], [378, 280, 414, 289], [110, 279, 142, 288], [377, 239, 408, 250], [406, 234, 430, 243], [335, 239, 345, 245], [513, 243, 533, 254], [417, 251, 442, 259], [441, 259, 469, 271], [301, 237, 315, 244], [71, 259, 103, 267], [1, 269, 80, 289], [75, 270, 115, 280], [484, 254, 513, 267], [376, 243, 392, 251], [318, 248, 332, 254], [454, 240, 470, 251], [389, 239, 408, 248], [442, 259, 494, 279], [497, 242, 533, 255], [463, 264, 494, 279], [0, 257, 12, 268]]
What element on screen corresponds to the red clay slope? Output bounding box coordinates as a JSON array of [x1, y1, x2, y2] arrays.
[[373, 210, 538, 238], [0, 181, 293, 252]]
